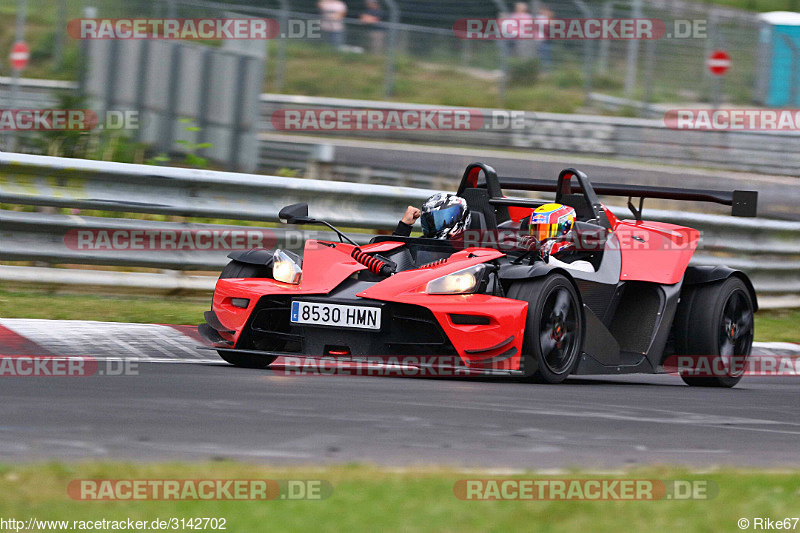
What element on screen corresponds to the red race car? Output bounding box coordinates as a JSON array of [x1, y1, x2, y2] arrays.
[[199, 163, 759, 387]]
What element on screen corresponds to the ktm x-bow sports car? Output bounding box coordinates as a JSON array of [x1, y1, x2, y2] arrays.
[[199, 163, 759, 386]]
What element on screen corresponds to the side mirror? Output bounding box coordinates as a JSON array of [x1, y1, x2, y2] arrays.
[[279, 203, 311, 224]]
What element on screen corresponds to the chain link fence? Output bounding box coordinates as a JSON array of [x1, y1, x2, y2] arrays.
[[0, 0, 771, 118]]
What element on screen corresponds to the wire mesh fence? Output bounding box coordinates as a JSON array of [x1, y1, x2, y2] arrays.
[[0, 0, 772, 116]]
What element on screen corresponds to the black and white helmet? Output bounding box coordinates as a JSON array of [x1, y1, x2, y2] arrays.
[[420, 193, 471, 240]]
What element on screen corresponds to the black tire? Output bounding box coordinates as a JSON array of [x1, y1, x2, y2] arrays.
[[508, 274, 584, 384], [219, 260, 271, 280], [216, 350, 275, 369], [673, 276, 754, 388], [215, 260, 276, 369]]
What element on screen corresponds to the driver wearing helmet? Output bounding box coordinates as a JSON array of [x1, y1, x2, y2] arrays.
[[393, 193, 471, 239], [524, 203, 594, 272]]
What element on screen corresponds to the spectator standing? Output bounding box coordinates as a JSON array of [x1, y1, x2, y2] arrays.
[[535, 5, 553, 68], [360, 0, 385, 54], [319, 0, 348, 49], [509, 2, 534, 58]]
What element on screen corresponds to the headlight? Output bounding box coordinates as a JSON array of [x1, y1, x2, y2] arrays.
[[426, 264, 486, 295], [272, 249, 302, 284]]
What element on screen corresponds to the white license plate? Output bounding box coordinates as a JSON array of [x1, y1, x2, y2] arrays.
[[290, 301, 382, 330]]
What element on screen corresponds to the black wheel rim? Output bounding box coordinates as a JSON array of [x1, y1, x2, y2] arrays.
[[538, 286, 579, 375], [718, 289, 753, 377]]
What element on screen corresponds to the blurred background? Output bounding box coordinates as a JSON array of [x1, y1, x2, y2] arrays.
[[1, 0, 799, 307], [0, 0, 785, 117]]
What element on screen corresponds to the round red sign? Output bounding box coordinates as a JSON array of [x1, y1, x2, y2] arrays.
[[707, 50, 731, 76], [9, 41, 30, 70]]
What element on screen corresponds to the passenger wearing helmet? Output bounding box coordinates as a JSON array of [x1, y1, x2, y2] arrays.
[[525, 203, 594, 272], [393, 193, 471, 239]]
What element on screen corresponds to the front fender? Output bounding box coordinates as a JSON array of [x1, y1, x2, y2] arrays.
[[228, 248, 274, 267]]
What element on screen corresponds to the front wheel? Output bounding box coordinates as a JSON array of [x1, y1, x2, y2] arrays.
[[508, 274, 584, 384], [218, 259, 271, 280], [215, 260, 276, 369], [216, 350, 276, 369]]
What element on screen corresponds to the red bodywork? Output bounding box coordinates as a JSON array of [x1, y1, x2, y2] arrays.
[[214, 239, 528, 370], [495, 204, 700, 285], [212, 204, 701, 371]]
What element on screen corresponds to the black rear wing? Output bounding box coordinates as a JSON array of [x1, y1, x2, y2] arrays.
[[459, 163, 758, 219]]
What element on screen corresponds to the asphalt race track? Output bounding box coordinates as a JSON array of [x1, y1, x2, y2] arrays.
[[261, 134, 800, 221], [1, 319, 799, 468]]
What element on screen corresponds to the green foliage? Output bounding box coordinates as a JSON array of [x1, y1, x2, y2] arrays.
[[173, 118, 213, 169], [29, 92, 148, 164], [508, 58, 541, 87], [276, 167, 302, 178]]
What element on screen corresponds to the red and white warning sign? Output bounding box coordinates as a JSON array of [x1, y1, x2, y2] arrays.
[[707, 50, 731, 76], [9, 41, 30, 71]]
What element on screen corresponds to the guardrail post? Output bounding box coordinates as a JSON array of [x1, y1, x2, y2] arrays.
[[642, 37, 656, 116], [624, 0, 642, 98], [228, 55, 250, 171], [460, 39, 472, 67], [275, 0, 289, 92], [572, 0, 595, 104], [159, 43, 182, 155], [383, 0, 400, 98], [78, 6, 96, 103], [489, 0, 510, 106], [135, 39, 150, 143], [197, 47, 213, 159], [597, 1, 612, 73], [53, 0, 66, 71], [105, 38, 120, 112]]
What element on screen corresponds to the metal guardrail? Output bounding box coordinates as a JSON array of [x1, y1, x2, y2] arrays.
[[0, 210, 373, 271], [1, 153, 799, 306], [258, 94, 800, 176], [5, 79, 800, 176], [0, 77, 76, 110], [0, 152, 431, 231]]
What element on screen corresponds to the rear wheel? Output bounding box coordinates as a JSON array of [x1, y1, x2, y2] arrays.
[[508, 274, 584, 384], [215, 260, 276, 369], [674, 277, 754, 388]]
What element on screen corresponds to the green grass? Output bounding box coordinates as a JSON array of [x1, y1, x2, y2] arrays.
[[1, 462, 799, 532], [0, 288, 209, 325], [273, 42, 587, 112], [0, 289, 797, 343], [703, 0, 800, 11], [751, 308, 800, 343]]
